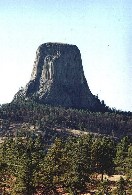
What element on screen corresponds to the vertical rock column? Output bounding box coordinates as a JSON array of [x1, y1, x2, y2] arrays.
[[14, 42, 104, 110]]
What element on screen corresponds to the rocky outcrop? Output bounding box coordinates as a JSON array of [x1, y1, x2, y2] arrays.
[[14, 42, 105, 110]]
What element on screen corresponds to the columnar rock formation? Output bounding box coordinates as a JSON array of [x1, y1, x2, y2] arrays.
[[14, 42, 105, 110]]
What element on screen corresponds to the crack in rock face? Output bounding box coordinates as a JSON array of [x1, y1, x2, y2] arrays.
[[14, 42, 105, 110]]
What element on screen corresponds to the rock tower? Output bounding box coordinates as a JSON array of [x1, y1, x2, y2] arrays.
[[14, 43, 104, 110]]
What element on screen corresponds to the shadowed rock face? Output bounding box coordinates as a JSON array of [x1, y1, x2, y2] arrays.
[[14, 43, 104, 110]]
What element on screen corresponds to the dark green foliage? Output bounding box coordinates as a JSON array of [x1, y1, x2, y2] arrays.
[[0, 99, 132, 138], [96, 179, 111, 195], [0, 136, 46, 195], [116, 177, 127, 195], [0, 99, 132, 194], [115, 136, 132, 175], [38, 138, 66, 194], [36, 136, 92, 194], [125, 145, 132, 178], [0, 134, 132, 194], [61, 136, 92, 193], [91, 137, 116, 181]]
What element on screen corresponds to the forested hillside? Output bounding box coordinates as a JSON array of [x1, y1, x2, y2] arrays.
[[0, 135, 132, 194], [0, 100, 132, 139], [0, 100, 132, 194]]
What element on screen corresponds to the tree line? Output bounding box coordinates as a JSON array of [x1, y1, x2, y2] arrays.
[[0, 135, 131, 194], [0, 100, 132, 138]]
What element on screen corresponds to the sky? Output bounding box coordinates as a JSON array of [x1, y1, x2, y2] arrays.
[[0, 0, 132, 112]]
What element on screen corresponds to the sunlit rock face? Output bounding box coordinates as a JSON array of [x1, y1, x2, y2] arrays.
[[14, 43, 104, 110]]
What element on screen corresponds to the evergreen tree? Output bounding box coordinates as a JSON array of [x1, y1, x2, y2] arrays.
[[124, 145, 132, 179], [38, 138, 66, 194], [117, 177, 126, 195], [96, 179, 111, 195], [91, 137, 115, 181], [62, 136, 92, 194], [115, 136, 130, 174]]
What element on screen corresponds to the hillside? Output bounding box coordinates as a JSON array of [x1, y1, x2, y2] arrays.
[[0, 100, 132, 140], [0, 124, 132, 194], [0, 100, 132, 194]]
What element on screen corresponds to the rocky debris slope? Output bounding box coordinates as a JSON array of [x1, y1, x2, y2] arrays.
[[14, 42, 105, 110]]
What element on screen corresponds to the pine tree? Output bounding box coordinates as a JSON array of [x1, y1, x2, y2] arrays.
[[115, 136, 130, 174], [62, 136, 92, 194], [91, 137, 115, 181], [117, 177, 126, 195], [124, 145, 132, 179], [38, 138, 66, 194]]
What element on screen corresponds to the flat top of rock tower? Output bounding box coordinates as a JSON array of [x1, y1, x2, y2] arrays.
[[37, 42, 79, 54], [43, 42, 76, 46], [38, 42, 78, 49]]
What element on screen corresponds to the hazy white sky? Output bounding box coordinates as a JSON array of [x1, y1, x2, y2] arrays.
[[0, 0, 132, 111]]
